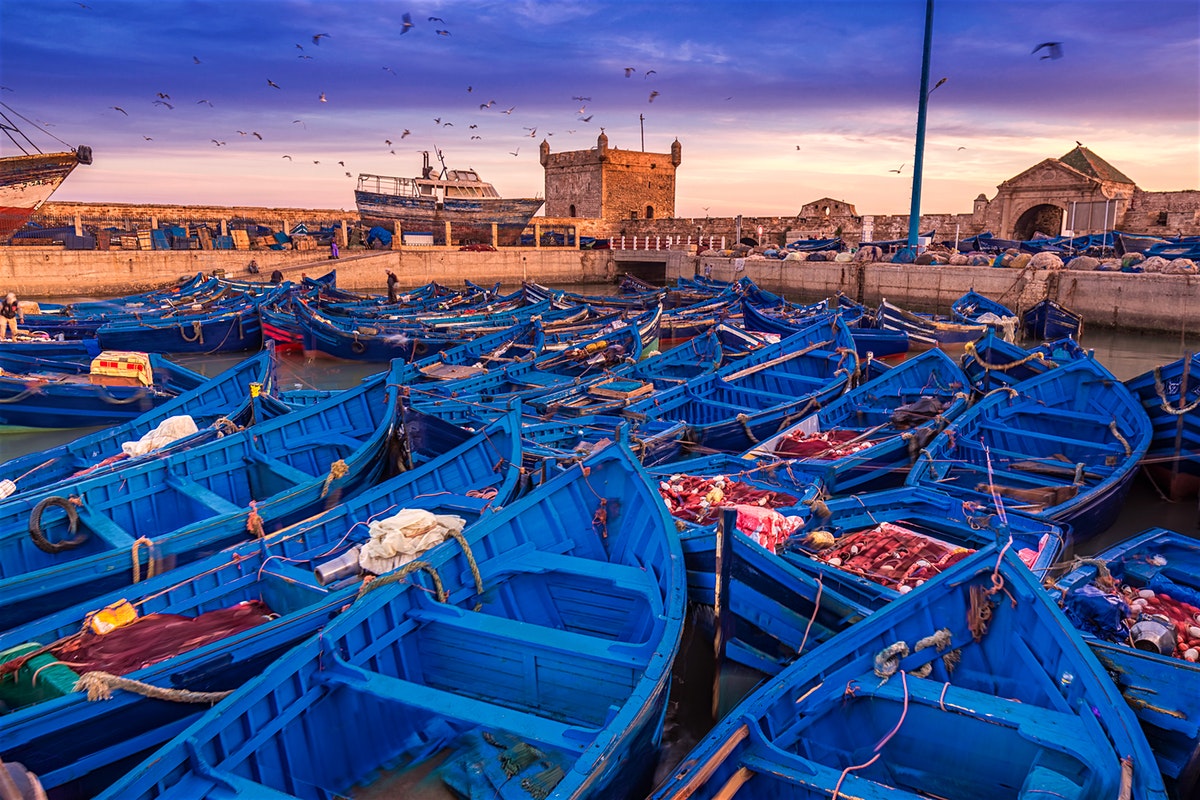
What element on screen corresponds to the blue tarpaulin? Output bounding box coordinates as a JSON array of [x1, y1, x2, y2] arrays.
[[366, 226, 393, 247]]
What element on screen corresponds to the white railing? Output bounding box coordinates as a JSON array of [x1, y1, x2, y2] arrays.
[[616, 235, 727, 251]]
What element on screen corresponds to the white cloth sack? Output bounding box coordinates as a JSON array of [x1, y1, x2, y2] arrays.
[[358, 508, 466, 576], [120, 415, 199, 457]]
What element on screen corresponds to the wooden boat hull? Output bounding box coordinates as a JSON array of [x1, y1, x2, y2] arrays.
[[0, 364, 401, 631], [625, 316, 857, 454], [784, 486, 1064, 609], [908, 357, 1152, 540], [1023, 299, 1084, 341], [1056, 527, 1200, 797], [96, 308, 264, 354], [0, 150, 87, 241], [748, 348, 972, 494], [355, 190, 544, 246], [96, 443, 686, 800], [878, 298, 989, 347], [650, 544, 1168, 799], [0, 345, 278, 498], [0, 413, 523, 799], [1125, 354, 1200, 501], [0, 352, 206, 429]]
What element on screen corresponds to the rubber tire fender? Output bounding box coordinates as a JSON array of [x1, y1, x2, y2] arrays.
[[29, 495, 88, 554]]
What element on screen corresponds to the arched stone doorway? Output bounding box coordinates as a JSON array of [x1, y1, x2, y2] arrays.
[[1013, 204, 1064, 240]]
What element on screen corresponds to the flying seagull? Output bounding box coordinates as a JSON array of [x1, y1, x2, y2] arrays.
[[153, 100, 174, 109], [572, 96, 591, 102], [196, 99, 213, 106], [579, 114, 593, 122], [401, 13, 414, 33], [888, 163, 905, 173], [252, 131, 263, 139], [156, 92, 171, 99], [192, 56, 202, 64], [282, 154, 292, 160], [645, 69, 657, 78], [383, 66, 396, 75], [312, 33, 330, 45], [142, 135, 153, 140], [509, 148, 520, 157], [436, 29, 450, 36], [267, 79, 281, 89], [400, 129, 411, 138], [319, 92, 327, 102], [109, 106, 128, 115], [428, 16, 445, 22], [648, 90, 659, 103], [624, 67, 636, 77], [1032, 41, 1063, 60]]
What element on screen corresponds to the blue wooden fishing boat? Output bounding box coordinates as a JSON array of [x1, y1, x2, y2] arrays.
[[649, 543, 1169, 800], [0, 410, 523, 799], [1055, 527, 1200, 797], [960, 329, 1088, 394], [0, 344, 278, 500], [1024, 298, 1084, 341], [783, 485, 1064, 609], [413, 309, 660, 409], [0, 351, 209, 430], [95, 303, 267, 354], [96, 441, 686, 800], [877, 297, 990, 348], [0, 362, 403, 631], [747, 348, 971, 493], [0, 335, 100, 359], [623, 315, 857, 454], [741, 298, 910, 359], [520, 415, 690, 471], [531, 330, 724, 418], [907, 357, 1152, 539], [950, 288, 1019, 341], [1124, 353, 1200, 501]]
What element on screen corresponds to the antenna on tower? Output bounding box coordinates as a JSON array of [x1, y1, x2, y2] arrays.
[[639, 114, 645, 151]]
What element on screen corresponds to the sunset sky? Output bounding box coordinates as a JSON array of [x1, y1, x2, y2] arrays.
[[3, 0, 1197, 218]]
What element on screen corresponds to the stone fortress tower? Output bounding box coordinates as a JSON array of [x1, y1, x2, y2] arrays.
[[540, 133, 681, 224]]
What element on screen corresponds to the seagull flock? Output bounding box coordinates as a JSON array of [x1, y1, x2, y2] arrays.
[[59, 4, 1067, 180], [74, 5, 672, 183]]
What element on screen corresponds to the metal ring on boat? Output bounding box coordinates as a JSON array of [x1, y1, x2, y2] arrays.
[[351, 339, 367, 355], [29, 495, 89, 554]]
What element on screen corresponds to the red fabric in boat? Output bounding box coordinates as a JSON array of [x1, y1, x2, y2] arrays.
[[54, 600, 272, 676], [775, 429, 868, 459]]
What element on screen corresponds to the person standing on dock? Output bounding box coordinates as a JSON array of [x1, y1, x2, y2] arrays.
[[386, 270, 399, 303], [1, 293, 23, 339], [330, 240, 339, 259]]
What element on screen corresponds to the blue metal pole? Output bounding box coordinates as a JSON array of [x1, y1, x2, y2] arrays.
[[907, 0, 935, 251]]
